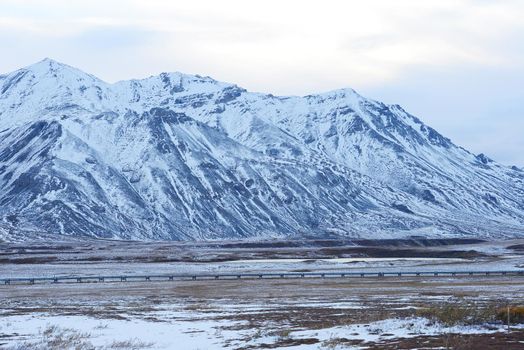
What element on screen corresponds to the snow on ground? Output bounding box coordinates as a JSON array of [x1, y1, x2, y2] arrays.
[[1, 313, 223, 349], [1, 313, 517, 350], [291, 317, 517, 346]]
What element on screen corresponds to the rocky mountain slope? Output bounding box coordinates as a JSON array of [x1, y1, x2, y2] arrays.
[[0, 58, 522, 241]]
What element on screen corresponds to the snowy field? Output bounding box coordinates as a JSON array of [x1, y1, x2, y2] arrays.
[[2, 277, 524, 349], [3, 312, 523, 349], [1, 239, 524, 349]]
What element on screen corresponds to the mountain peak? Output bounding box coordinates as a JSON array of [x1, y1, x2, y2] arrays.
[[20, 58, 105, 84], [40, 57, 59, 64], [26, 57, 69, 72]]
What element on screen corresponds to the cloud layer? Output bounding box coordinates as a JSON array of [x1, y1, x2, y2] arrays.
[[1, 0, 523, 165]]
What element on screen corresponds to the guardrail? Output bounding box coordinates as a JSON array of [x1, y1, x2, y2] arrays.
[[1, 270, 523, 285]]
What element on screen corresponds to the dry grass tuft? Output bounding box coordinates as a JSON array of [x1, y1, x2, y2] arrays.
[[106, 338, 155, 349], [8, 324, 93, 350], [416, 301, 502, 327], [496, 306, 524, 324]]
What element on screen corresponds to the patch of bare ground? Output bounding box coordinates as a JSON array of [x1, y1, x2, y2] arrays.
[[2, 276, 523, 304], [361, 330, 524, 350], [241, 337, 320, 349], [213, 303, 411, 333]]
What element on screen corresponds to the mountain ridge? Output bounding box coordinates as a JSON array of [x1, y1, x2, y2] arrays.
[[0, 59, 523, 241]]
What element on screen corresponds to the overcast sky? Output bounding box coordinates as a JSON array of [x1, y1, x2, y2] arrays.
[[1, 0, 523, 166]]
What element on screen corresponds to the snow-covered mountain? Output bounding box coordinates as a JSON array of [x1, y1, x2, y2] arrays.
[[0, 58, 523, 241]]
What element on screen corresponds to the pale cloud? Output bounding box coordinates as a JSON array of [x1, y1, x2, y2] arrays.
[[0, 0, 523, 165], [1, 0, 522, 84]]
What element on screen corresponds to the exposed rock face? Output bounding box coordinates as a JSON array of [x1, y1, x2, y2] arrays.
[[0, 58, 523, 241]]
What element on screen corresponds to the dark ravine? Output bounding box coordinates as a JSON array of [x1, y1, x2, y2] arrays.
[[0, 58, 523, 241]]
